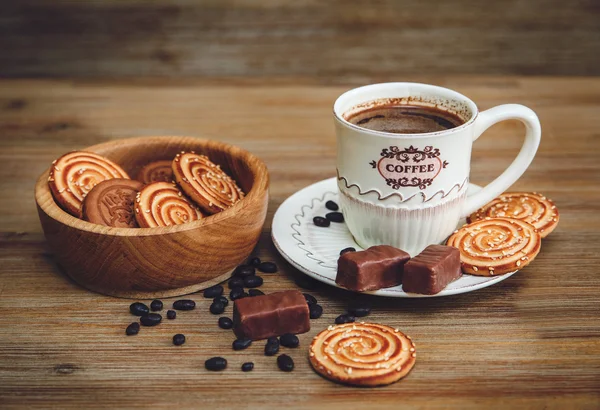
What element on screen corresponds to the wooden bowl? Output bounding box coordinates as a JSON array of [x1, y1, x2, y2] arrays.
[[34, 136, 269, 298]]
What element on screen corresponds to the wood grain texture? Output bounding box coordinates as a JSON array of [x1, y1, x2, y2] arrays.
[[1, 0, 600, 79], [1, 77, 600, 409]]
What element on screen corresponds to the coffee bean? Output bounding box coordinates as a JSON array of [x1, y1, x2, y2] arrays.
[[348, 306, 371, 317], [205, 357, 227, 371], [309, 304, 323, 319], [267, 336, 279, 346], [126, 322, 140, 336], [173, 300, 196, 311], [303, 293, 317, 305], [258, 261, 278, 273], [248, 257, 261, 267], [210, 301, 225, 315], [244, 275, 263, 288], [166, 310, 176, 320], [150, 299, 163, 311], [214, 296, 229, 307], [232, 337, 252, 350], [326, 212, 344, 223], [229, 287, 246, 300], [204, 285, 224, 298], [277, 354, 294, 372], [325, 200, 339, 211], [218, 317, 233, 329], [234, 265, 256, 277], [228, 277, 245, 289], [313, 216, 330, 227], [264, 342, 279, 356], [335, 314, 355, 325], [129, 302, 149, 316], [241, 362, 254, 372], [280, 333, 299, 348], [173, 334, 186, 346], [340, 247, 356, 255], [140, 313, 162, 326], [248, 289, 265, 297]]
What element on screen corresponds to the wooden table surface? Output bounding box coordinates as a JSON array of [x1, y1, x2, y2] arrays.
[[0, 77, 599, 409]]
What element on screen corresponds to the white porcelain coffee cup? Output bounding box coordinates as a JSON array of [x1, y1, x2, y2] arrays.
[[334, 82, 541, 256]]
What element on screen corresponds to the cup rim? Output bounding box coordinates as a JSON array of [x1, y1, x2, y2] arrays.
[[333, 82, 479, 139]]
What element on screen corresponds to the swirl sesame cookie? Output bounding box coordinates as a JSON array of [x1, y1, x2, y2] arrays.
[[467, 192, 559, 238], [172, 152, 244, 215], [134, 182, 204, 228], [48, 151, 130, 217], [446, 217, 541, 276], [136, 160, 174, 184], [308, 323, 416, 387]]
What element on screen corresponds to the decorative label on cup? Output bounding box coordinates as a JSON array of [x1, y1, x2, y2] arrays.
[[369, 145, 449, 190]]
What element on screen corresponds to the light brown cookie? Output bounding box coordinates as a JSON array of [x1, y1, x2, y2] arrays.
[[136, 160, 174, 184], [82, 179, 144, 228], [309, 323, 416, 387], [172, 152, 244, 215], [446, 217, 541, 276], [467, 192, 559, 238], [134, 182, 203, 228], [48, 151, 130, 217]]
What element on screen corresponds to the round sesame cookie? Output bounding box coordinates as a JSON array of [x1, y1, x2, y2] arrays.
[[134, 182, 203, 228], [467, 192, 559, 238], [308, 323, 416, 387], [136, 160, 174, 184], [446, 217, 541, 276]]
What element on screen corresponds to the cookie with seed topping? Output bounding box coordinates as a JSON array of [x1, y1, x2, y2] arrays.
[[446, 217, 541, 276], [136, 160, 174, 184], [467, 192, 559, 238]]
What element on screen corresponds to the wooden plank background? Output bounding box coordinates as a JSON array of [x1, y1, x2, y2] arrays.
[[1, 0, 599, 79], [0, 77, 599, 409]]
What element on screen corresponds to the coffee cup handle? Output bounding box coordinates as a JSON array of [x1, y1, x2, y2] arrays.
[[462, 104, 541, 217]]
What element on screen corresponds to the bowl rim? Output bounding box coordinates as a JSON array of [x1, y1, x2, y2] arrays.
[[34, 136, 269, 237]]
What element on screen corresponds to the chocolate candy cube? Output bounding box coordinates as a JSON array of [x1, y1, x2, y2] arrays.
[[402, 245, 462, 295]]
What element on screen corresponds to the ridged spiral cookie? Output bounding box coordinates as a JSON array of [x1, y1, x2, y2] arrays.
[[467, 192, 559, 237], [48, 151, 130, 217], [309, 323, 417, 386], [446, 217, 541, 276], [134, 182, 203, 228], [172, 152, 244, 214]]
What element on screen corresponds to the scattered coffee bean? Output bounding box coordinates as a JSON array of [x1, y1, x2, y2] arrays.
[[204, 285, 224, 298], [126, 322, 140, 336], [348, 306, 371, 317], [313, 216, 330, 227], [218, 317, 233, 329], [280, 333, 299, 348], [234, 265, 256, 278], [277, 354, 294, 372], [228, 277, 245, 289], [267, 336, 279, 346], [248, 257, 261, 267], [210, 301, 225, 315], [232, 337, 253, 351], [166, 310, 176, 320], [140, 313, 162, 326], [129, 302, 149, 316], [214, 296, 229, 307], [173, 334, 186, 346], [258, 261, 278, 273], [309, 304, 323, 319], [340, 247, 356, 255], [325, 200, 339, 211], [335, 314, 355, 325], [173, 300, 196, 311], [150, 299, 163, 311], [244, 275, 263, 288], [303, 293, 317, 305], [264, 342, 279, 356], [230, 287, 245, 300], [326, 212, 344, 223], [205, 357, 227, 371], [241, 362, 254, 372], [248, 289, 265, 297]]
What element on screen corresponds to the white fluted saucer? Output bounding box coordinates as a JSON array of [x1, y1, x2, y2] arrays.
[[271, 177, 518, 298]]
